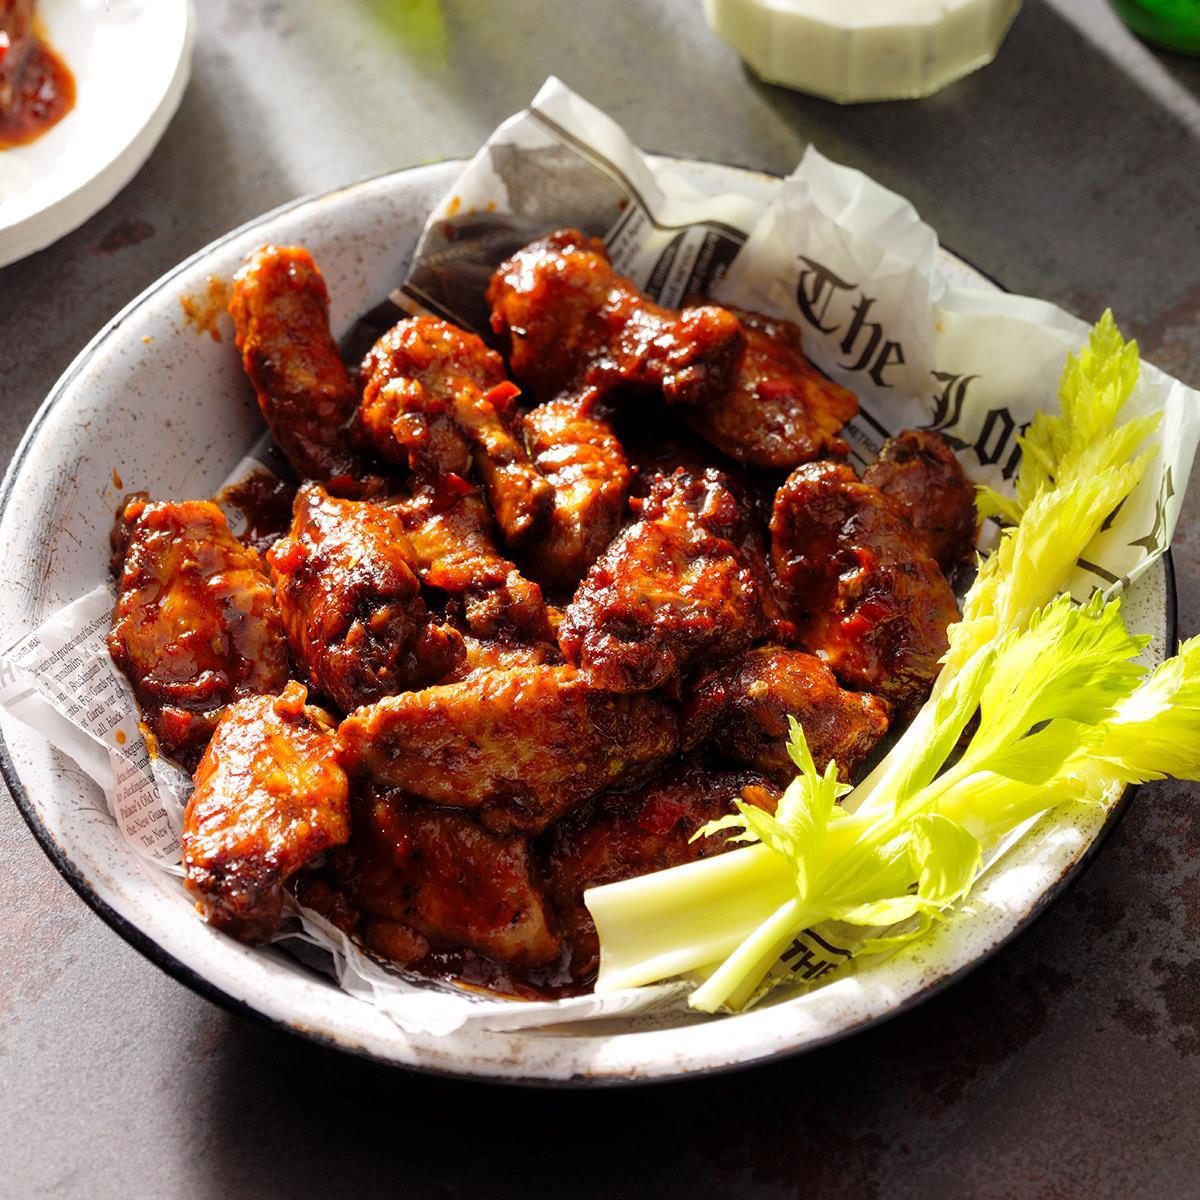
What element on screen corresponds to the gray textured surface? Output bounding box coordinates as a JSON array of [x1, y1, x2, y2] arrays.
[[2, 0, 1199, 1196]]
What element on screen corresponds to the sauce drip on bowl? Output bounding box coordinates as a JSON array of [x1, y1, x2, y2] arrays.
[[0, 3, 75, 150]]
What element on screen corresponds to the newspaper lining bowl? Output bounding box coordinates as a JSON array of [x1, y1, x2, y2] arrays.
[[0, 159, 1172, 1084]]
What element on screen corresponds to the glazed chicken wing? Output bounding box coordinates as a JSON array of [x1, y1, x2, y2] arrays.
[[391, 483, 551, 642], [684, 307, 858, 469], [863, 429, 978, 571], [541, 760, 778, 981], [559, 468, 767, 692], [267, 483, 464, 711], [182, 682, 350, 942], [348, 788, 561, 969], [683, 646, 891, 785], [108, 498, 289, 768], [519, 395, 631, 590], [357, 317, 551, 545], [229, 245, 367, 489], [770, 460, 959, 717], [338, 664, 679, 833], [487, 229, 744, 409]]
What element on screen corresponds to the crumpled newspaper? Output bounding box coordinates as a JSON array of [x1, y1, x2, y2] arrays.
[[2, 77, 1195, 1035]]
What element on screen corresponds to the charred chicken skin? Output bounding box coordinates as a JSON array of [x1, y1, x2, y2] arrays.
[[770, 460, 960, 717], [683, 646, 891, 786], [347, 788, 561, 969], [267, 483, 464, 711], [229, 245, 368, 490], [108, 497, 289, 768], [357, 317, 552, 546], [863, 428, 978, 571], [684, 307, 858, 470], [519, 395, 631, 590], [338, 664, 679, 834], [182, 682, 350, 942], [541, 760, 778, 982], [487, 229, 745, 409], [559, 467, 767, 692]]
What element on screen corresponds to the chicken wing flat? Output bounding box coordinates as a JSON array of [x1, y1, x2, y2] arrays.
[[863, 429, 978, 571], [229, 245, 366, 488], [559, 468, 767, 692], [267, 483, 464, 711], [519, 395, 631, 590], [487, 229, 744, 408], [683, 307, 858, 469], [182, 682, 350, 942], [108, 498, 289, 768], [392, 483, 551, 642], [348, 787, 561, 969], [441, 634, 561, 682], [357, 317, 551, 545], [683, 646, 891, 785], [541, 760, 778, 981], [770, 460, 959, 716], [338, 664, 679, 833]]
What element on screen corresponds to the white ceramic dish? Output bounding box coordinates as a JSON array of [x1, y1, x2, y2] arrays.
[[0, 0, 194, 268], [0, 159, 1173, 1084]]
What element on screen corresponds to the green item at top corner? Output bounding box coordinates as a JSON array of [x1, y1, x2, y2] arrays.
[[1111, 0, 1200, 54]]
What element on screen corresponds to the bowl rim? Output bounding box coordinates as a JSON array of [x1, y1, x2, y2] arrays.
[[0, 157, 1179, 1086]]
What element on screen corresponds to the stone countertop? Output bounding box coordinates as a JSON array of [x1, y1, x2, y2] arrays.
[[2, 1, 1199, 1196]]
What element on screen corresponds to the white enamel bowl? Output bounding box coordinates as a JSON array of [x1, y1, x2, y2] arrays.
[[0, 160, 1172, 1084]]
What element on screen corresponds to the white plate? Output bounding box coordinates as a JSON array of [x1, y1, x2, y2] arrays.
[[0, 159, 1173, 1084], [0, 0, 194, 268]]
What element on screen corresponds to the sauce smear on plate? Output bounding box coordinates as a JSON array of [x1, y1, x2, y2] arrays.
[[0, 2, 75, 149]]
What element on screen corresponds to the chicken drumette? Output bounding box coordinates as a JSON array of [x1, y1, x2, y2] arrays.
[[519, 395, 631, 590], [357, 316, 552, 546], [229, 245, 369, 490], [683, 307, 858, 470], [267, 483, 464, 711], [487, 229, 745, 409], [559, 467, 767, 692], [391, 482, 551, 642], [771, 459, 960, 717], [683, 646, 891, 786], [863, 429, 978, 571], [108, 497, 289, 768], [338, 664, 679, 833], [183, 682, 350, 942], [346, 788, 561, 969]]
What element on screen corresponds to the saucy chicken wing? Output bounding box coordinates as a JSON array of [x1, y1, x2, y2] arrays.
[[519, 395, 631, 590], [338, 664, 679, 833], [863, 429, 978, 571], [267, 483, 464, 711], [108, 498, 289, 768], [541, 760, 778, 981], [683, 646, 891, 785], [559, 468, 767, 692], [229, 245, 366, 489], [684, 307, 858, 470], [391, 483, 551, 642], [487, 229, 744, 409], [348, 788, 561, 969], [182, 682, 350, 942], [357, 317, 551, 545], [770, 460, 959, 717]]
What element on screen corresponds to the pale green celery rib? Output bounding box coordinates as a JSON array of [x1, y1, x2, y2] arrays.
[[589, 843, 795, 992], [689, 897, 816, 1013]]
